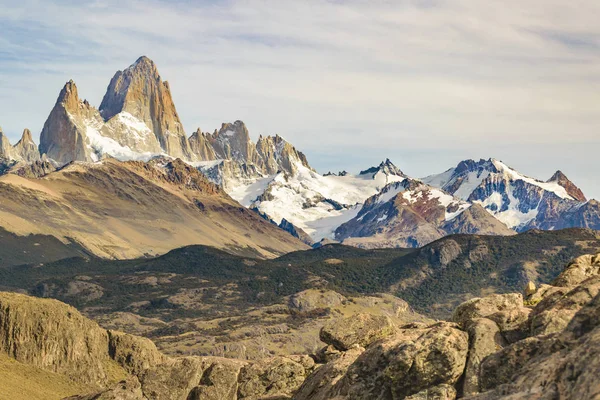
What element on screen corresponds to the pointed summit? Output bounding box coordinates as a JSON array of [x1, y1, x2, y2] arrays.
[[39, 80, 97, 165], [189, 128, 217, 161], [0, 126, 14, 160], [99, 56, 194, 160], [360, 158, 405, 178], [14, 129, 41, 162], [210, 120, 258, 163], [548, 170, 586, 202]]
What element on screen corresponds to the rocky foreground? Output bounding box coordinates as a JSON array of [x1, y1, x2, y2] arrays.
[[1, 253, 599, 399]]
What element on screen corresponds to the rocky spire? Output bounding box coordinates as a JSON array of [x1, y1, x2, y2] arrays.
[[256, 133, 313, 175], [14, 129, 41, 162], [548, 170, 587, 202], [39, 80, 95, 165], [99, 56, 194, 160], [188, 128, 217, 161], [210, 120, 261, 165], [0, 126, 15, 160]]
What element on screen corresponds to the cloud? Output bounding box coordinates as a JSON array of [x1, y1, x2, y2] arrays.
[[0, 0, 599, 197]]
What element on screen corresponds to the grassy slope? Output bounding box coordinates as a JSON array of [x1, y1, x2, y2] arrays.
[[0, 353, 93, 400]]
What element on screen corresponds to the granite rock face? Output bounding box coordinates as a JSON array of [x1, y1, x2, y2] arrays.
[[14, 129, 41, 162], [297, 322, 469, 399], [39, 80, 99, 164], [100, 56, 194, 160], [319, 313, 396, 351]]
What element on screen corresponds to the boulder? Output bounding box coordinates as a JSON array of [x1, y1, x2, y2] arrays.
[[452, 293, 523, 329], [139, 356, 245, 400], [552, 253, 600, 287], [478, 334, 563, 392], [462, 318, 506, 396], [238, 355, 314, 399], [319, 313, 396, 351], [405, 384, 457, 400], [108, 330, 166, 375], [468, 293, 600, 399], [528, 276, 600, 336], [288, 289, 346, 313], [293, 347, 364, 400], [323, 323, 468, 399], [524, 281, 536, 297], [65, 378, 145, 400]]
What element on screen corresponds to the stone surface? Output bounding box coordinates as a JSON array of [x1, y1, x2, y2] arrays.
[[39, 80, 97, 164], [65, 378, 145, 400], [553, 252, 600, 287], [405, 384, 457, 400], [238, 355, 314, 399], [99, 56, 194, 160], [319, 313, 396, 351], [336, 323, 468, 399], [288, 289, 346, 313], [108, 330, 166, 376], [293, 347, 364, 400], [0, 292, 115, 386], [528, 275, 600, 336], [452, 293, 524, 329], [462, 318, 506, 396], [469, 293, 600, 399]]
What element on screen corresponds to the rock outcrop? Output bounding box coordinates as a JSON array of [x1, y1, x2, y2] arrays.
[[297, 322, 469, 399], [319, 313, 395, 351], [0, 291, 316, 400], [0, 292, 117, 386], [548, 170, 587, 202]]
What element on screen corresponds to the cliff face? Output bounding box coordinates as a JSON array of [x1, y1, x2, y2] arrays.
[[0, 292, 115, 386], [99, 56, 194, 160], [13, 129, 41, 162], [38, 80, 97, 164]]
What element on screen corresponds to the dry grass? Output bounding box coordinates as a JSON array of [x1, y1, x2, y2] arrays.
[[0, 353, 93, 400]]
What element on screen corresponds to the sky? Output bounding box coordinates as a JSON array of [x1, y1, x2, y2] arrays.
[[1, 0, 599, 198]]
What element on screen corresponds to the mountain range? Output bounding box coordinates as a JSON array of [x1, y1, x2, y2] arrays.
[[0, 56, 598, 257]]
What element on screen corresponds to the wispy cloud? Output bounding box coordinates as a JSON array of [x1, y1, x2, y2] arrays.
[[1, 0, 599, 197]]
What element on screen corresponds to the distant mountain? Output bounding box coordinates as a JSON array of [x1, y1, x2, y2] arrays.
[[423, 158, 598, 232], [0, 157, 307, 259], [1, 56, 599, 253], [0, 127, 41, 163], [336, 178, 514, 248], [242, 159, 407, 242]]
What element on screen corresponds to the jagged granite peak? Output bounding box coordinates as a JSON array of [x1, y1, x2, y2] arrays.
[[548, 170, 586, 202], [99, 56, 194, 160], [359, 158, 405, 178], [210, 120, 260, 164], [0, 126, 15, 160], [189, 128, 217, 161], [14, 129, 41, 162], [255, 133, 313, 175], [39, 79, 97, 165]]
